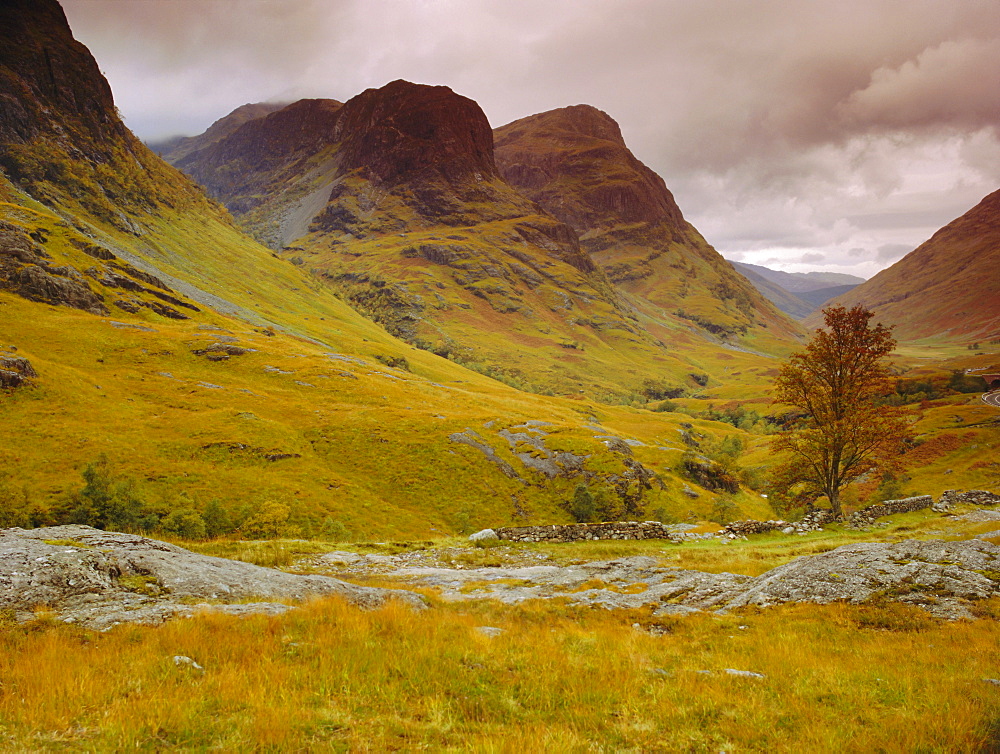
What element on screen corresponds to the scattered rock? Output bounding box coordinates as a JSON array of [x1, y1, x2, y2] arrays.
[[109, 320, 155, 331], [469, 528, 499, 542], [724, 669, 765, 679], [193, 343, 250, 360], [475, 626, 503, 638], [173, 655, 204, 672]]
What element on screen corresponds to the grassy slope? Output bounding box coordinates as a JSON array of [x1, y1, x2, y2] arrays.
[[2, 196, 787, 537]]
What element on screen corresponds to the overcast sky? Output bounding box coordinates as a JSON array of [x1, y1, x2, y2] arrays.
[[61, 0, 1000, 278]]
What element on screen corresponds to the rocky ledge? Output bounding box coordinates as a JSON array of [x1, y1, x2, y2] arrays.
[[0, 525, 425, 630], [319, 539, 1000, 621]]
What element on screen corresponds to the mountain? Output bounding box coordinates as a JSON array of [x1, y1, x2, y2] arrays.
[[147, 101, 290, 163], [796, 284, 860, 310], [173, 84, 799, 398], [728, 261, 863, 317], [1, 0, 779, 537], [728, 262, 814, 319], [728, 261, 864, 318], [734, 262, 865, 294], [493, 106, 800, 350], [807, 189, 1000, 342]]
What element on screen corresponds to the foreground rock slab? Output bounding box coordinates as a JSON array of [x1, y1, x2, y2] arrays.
[[321, 539, 1000, 620], [0, 526, 425, 630]]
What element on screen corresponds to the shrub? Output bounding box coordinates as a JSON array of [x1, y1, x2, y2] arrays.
[[160, 508, 207, 540], [240, 502, 291, 539], [570, 483, 596, 523]]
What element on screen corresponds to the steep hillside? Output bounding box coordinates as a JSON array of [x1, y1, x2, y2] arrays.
[[808, 190, 1000, 342], [148, 101, 289, 163], [175, 82, 778, 399], [0, 0, 777, 536], [493, 106, 801, 347]]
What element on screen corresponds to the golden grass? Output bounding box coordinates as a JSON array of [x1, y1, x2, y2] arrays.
[[0, 596, 998, 751]]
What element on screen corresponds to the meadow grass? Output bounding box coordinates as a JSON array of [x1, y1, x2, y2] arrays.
[[0, 595, 997, 751]]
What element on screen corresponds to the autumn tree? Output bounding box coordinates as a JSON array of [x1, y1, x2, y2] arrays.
[[770, 305, 911, 517]]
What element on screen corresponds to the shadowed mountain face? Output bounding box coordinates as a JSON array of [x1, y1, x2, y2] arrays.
[[494, 105, 799, 343], [0, 0, 120, 149], [149, 102, 290, 163], [494, 105, 685, 231], [809, 189, 1000, 342]]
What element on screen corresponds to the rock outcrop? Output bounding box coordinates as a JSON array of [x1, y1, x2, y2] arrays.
[[0, 525, 425, 630], [0, 351, 37, 389], [0, 221, 108, 314], [325, 539, 1000, 621], [717, 539, 1000, 620]]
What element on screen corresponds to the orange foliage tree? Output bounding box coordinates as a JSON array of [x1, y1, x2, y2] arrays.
[[770, 305, 911, 517]]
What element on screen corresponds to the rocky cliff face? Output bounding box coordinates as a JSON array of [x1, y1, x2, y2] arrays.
[[0, 0, 228, 231], [494, 104, 685, 232], [494, 105, 799, 343], [0, 0, 122, 151], [175, 81, 704, 396], [811, 189, 1000, 342]]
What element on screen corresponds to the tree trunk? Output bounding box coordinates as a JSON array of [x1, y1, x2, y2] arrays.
[[828, 488, 842, 518]]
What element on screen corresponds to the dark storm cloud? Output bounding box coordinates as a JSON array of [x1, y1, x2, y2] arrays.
[[60, 0, 1000, 276]]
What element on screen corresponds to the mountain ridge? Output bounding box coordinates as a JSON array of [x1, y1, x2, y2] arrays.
[[171, 83, 799, 398]]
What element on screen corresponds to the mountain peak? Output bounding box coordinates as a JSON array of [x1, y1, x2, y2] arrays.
[[494, 105, 683, 230], [332, 79, 498, 188], [525, 104, 627, 145]]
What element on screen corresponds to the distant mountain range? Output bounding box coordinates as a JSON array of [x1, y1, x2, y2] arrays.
[[726, 261, 865, 320]]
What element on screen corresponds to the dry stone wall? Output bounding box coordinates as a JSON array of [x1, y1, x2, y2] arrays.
[[484, 489, 999, 545], [494, 521, 693, 544], [721, 510, 832, 539], [848, 495, 933, 526], [938, 490, 1000, 509]]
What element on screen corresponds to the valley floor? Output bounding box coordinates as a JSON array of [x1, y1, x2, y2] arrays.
[[3, 507, 1000, 751]]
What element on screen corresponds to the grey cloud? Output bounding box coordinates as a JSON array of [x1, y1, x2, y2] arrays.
[[877, 244, 913, 262], [800, 252, 826, 264], [841, 38, 1000, 133]]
